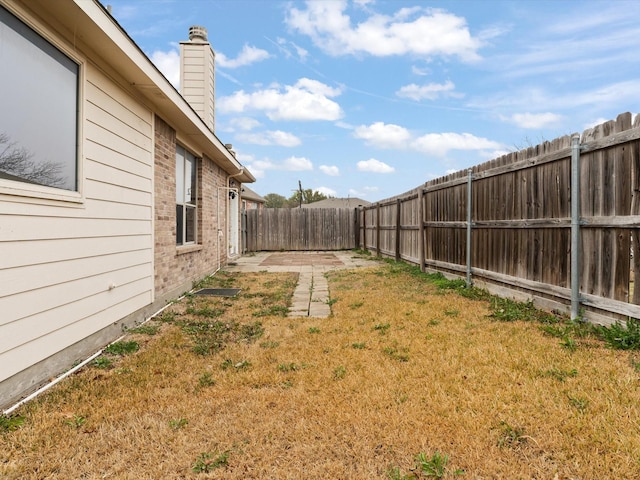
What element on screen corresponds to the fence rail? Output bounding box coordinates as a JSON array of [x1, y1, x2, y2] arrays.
[[359, 112, 640, 325]]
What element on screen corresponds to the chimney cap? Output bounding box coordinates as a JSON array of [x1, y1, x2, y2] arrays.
[[188, 25, 208, 42]]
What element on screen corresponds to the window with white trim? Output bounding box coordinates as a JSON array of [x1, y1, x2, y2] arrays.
[[0, 5, 78, 191], [176, 145, 197, 245]]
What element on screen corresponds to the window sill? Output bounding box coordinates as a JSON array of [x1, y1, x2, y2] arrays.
[[176, 244, 203, 255], [0, 180, 84, 206]]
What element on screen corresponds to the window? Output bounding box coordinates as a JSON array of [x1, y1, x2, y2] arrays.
[[176, 145, 197, 245], [0, 5, 78, 191]]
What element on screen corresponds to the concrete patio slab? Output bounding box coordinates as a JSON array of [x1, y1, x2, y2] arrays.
[[224, 251, 379, 318]]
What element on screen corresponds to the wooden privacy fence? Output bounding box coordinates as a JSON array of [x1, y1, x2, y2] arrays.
[[245, 207, 358, 251], [359, 112, 640, 325]]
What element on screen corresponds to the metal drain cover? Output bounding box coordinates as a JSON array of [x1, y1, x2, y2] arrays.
[[194, 288, 241, 297]]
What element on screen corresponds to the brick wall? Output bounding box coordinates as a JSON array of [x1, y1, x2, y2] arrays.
[[154, 115, 228, 300]]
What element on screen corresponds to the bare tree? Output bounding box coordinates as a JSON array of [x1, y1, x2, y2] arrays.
[[0, 133, 67, 188]]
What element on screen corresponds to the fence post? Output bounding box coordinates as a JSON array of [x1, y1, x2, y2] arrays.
[[395, 199, 401, 261], [466, 169, 473, 287], [376, 203, 381, 257], [362, 207, 367, 251], [570, 133, 582, 320], [418, 187, 425, 272], [354, 208, 361, 249]]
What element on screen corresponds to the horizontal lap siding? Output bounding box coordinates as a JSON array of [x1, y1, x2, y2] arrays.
[[0, 63, 153, 383]]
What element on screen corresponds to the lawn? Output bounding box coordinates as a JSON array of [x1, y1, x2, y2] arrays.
[[2, 259, 640, 479]]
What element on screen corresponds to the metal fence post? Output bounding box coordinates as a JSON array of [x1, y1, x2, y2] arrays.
[[570, 133, 581, 320], [418, 187, 425, 272], [466, 169, 473, 287]]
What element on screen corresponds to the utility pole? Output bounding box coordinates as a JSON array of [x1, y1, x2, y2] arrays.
[[298, 180, 303, 208]]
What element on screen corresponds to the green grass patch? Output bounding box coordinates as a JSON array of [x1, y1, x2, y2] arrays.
[[192, 451, 229, 473], [0, 414, 25, 433], [374, 323, 391, 334], [598, 318, 640, 350], [92, 356, 113, 369], [178, 319, 264, 356], [104, 341, 139, 356], [252, 305, 289, 317], [543, 367, 578, 382], [126, 324, 160, 335]]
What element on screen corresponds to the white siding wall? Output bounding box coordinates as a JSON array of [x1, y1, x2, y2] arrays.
[[180, 42, 215, 131], [0, 62, 154, 385]]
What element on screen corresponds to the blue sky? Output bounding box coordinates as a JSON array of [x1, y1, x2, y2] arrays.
[[101, 0, 640, 201]]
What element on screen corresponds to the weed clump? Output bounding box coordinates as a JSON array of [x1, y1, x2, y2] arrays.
[[104, 341, 139, 356], [92, 356, 113, 369], [496, 421, 527, 449], [387, 451, 462, 479], [192, 451, 229, 473], [177, 319, 264, 356], [598, 318, 640, 350], [169, 418, 188, 430], [0, 414, 25, 433], [488, 298, 559, 323], [543, 367, 578, 382], [126, 324, 159, 335]]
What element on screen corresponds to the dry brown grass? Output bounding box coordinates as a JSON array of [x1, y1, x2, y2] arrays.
[[2, 262, 640, 479]]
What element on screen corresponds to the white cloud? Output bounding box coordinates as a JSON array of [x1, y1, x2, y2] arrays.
[[291, 42, 309, 61], [230, 117, 261, 131], [242, 155, 313, 178], [286, 2, 482, 61], [319, 165, 340, 176], [236, 130, 301, 147], [396, 80, 461, 101], [295, 78, 342, 97], [217, 70, 242, 85], [411, 65, 431, 76], [150, 49, 180, 88], [216, 44, 271, 68], [476, 80, 640, 111], [243, 158, 274, 178], [353, 122, 411, 149], [315, 186, 337, 197], [217, 78, 343, 121], [509, 112, 564, 129], [411, 132, 503, 157], [357, 158, 395, 174], [583, 117, 609, 130], [283, 156, 313, 171], [354, 122, 505, 158], [349, 186, 378, 197], [271, 37, 308, 62], [335, 120, 355, 130]]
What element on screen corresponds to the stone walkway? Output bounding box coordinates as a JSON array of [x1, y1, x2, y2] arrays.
[[224, 251, 378, 318]]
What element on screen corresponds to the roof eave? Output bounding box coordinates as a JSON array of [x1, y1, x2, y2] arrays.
[[38, 0, 253, 182]]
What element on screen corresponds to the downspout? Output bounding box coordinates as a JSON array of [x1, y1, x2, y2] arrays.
[[216, 184, 239, 272], [227, 168, 244, 186], [215, 166, 243, 271], [227, 168, 244, 259]]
